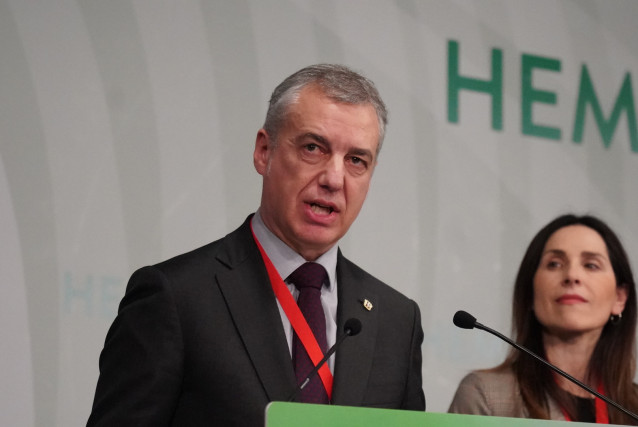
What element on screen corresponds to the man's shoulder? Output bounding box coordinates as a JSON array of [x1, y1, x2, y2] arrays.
[[151, 215, 255, 275], [337, 252, 414, 304]]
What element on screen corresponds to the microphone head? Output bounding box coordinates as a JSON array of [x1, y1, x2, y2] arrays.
[[453, 310, 477, 329], [344, 318, 362, 336]]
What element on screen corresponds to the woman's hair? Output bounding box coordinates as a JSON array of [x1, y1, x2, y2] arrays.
[[262, 63, 387, 155], [499, 214, 638, 425]]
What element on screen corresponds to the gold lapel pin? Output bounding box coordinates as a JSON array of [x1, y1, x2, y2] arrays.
[[363, 299, 373, 311]]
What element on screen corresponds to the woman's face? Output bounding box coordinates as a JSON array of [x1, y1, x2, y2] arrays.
[[533, 225, 627, 339]]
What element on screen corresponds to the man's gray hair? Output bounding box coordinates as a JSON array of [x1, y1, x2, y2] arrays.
[[263, 64, 388, 154]]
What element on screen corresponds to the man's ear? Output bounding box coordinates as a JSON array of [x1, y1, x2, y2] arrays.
[[253, 129, 271, 176]]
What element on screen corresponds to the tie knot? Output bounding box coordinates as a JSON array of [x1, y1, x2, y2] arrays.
[[288, 262, 328, 291]]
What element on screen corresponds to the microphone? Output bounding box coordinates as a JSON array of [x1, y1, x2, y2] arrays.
[[287, 318, 362, 402], [453, 310, 638, 422]]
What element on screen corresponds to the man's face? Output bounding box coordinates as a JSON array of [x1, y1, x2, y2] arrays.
[[254, 85, 379, 261]]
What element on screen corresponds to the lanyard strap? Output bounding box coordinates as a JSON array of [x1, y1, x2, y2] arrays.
[[560, 382, 609, 424], [250, 220, 333, 399]]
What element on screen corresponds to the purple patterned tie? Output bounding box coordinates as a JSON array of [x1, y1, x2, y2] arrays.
[[288, 262, 329, 404]]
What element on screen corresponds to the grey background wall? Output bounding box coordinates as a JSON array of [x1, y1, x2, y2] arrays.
[[2, 1, 638, 425]]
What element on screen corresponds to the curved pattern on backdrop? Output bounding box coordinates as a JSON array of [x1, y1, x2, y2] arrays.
[[0, 2, 58, 425], [79, 1, 163, 269]]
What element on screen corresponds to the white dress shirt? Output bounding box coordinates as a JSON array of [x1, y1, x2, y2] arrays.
[[251, 210, 339, 372]]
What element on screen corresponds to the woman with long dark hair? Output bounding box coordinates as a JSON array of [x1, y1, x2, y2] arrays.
[[449, 214, 638, 425]]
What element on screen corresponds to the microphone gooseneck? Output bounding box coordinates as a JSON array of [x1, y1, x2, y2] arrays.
[[452, 310, 638, 422], [286, 318, 362, 402]]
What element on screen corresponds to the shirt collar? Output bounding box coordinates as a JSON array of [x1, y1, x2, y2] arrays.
[[252, 210, 338, 290]]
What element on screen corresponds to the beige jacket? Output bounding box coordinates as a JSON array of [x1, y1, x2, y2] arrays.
[[448, 368, 565, 421]]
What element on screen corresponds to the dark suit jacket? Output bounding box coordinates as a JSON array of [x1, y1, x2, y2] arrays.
[[88, 215, 425, 426]]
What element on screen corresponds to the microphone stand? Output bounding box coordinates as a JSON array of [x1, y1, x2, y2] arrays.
[[286, 319, 362, 403], [472, 318, 638, 422]]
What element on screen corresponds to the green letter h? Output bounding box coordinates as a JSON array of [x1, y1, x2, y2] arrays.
[[448, 39, 503, 130]]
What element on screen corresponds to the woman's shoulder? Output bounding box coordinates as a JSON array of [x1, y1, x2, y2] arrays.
[[449, 366, 526, 417], [460, 367, 518, 389]]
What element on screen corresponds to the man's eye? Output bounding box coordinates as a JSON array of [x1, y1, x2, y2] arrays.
[[305, 143, 319, 152], [349, 156, 367, 169]]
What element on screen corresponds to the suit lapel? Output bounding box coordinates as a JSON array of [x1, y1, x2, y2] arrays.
[[215, 219, 297, 402], [331, 252, 378, 406]]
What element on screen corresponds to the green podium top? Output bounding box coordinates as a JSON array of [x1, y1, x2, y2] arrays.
[[266, 402, 622, 426]]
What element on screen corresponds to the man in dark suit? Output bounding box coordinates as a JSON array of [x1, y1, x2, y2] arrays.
[[88, 64, 425, 426]]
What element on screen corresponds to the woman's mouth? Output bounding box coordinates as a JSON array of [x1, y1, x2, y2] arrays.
[[556, 294, 587, 304]]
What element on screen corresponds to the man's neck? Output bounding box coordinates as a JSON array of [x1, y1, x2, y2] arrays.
[[251, 210, 339, 288]]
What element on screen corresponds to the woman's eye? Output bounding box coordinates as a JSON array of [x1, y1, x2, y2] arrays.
[[547, 261, 561, 269]]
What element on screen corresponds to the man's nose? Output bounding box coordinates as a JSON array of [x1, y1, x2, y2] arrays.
[[318, 157, 345, 191]]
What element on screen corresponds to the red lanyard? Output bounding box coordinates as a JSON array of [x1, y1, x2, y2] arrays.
[[250, 220, 333, 399], [560, 382, 609, 424]]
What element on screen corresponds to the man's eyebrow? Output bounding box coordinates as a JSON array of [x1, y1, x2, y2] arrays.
[[297, 132, 375, 159], [299, 132, 327, 144], [350, 148, 374, 159]]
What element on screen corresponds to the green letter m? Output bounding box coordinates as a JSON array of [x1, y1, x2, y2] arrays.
[[572, 65, 638, 152]]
